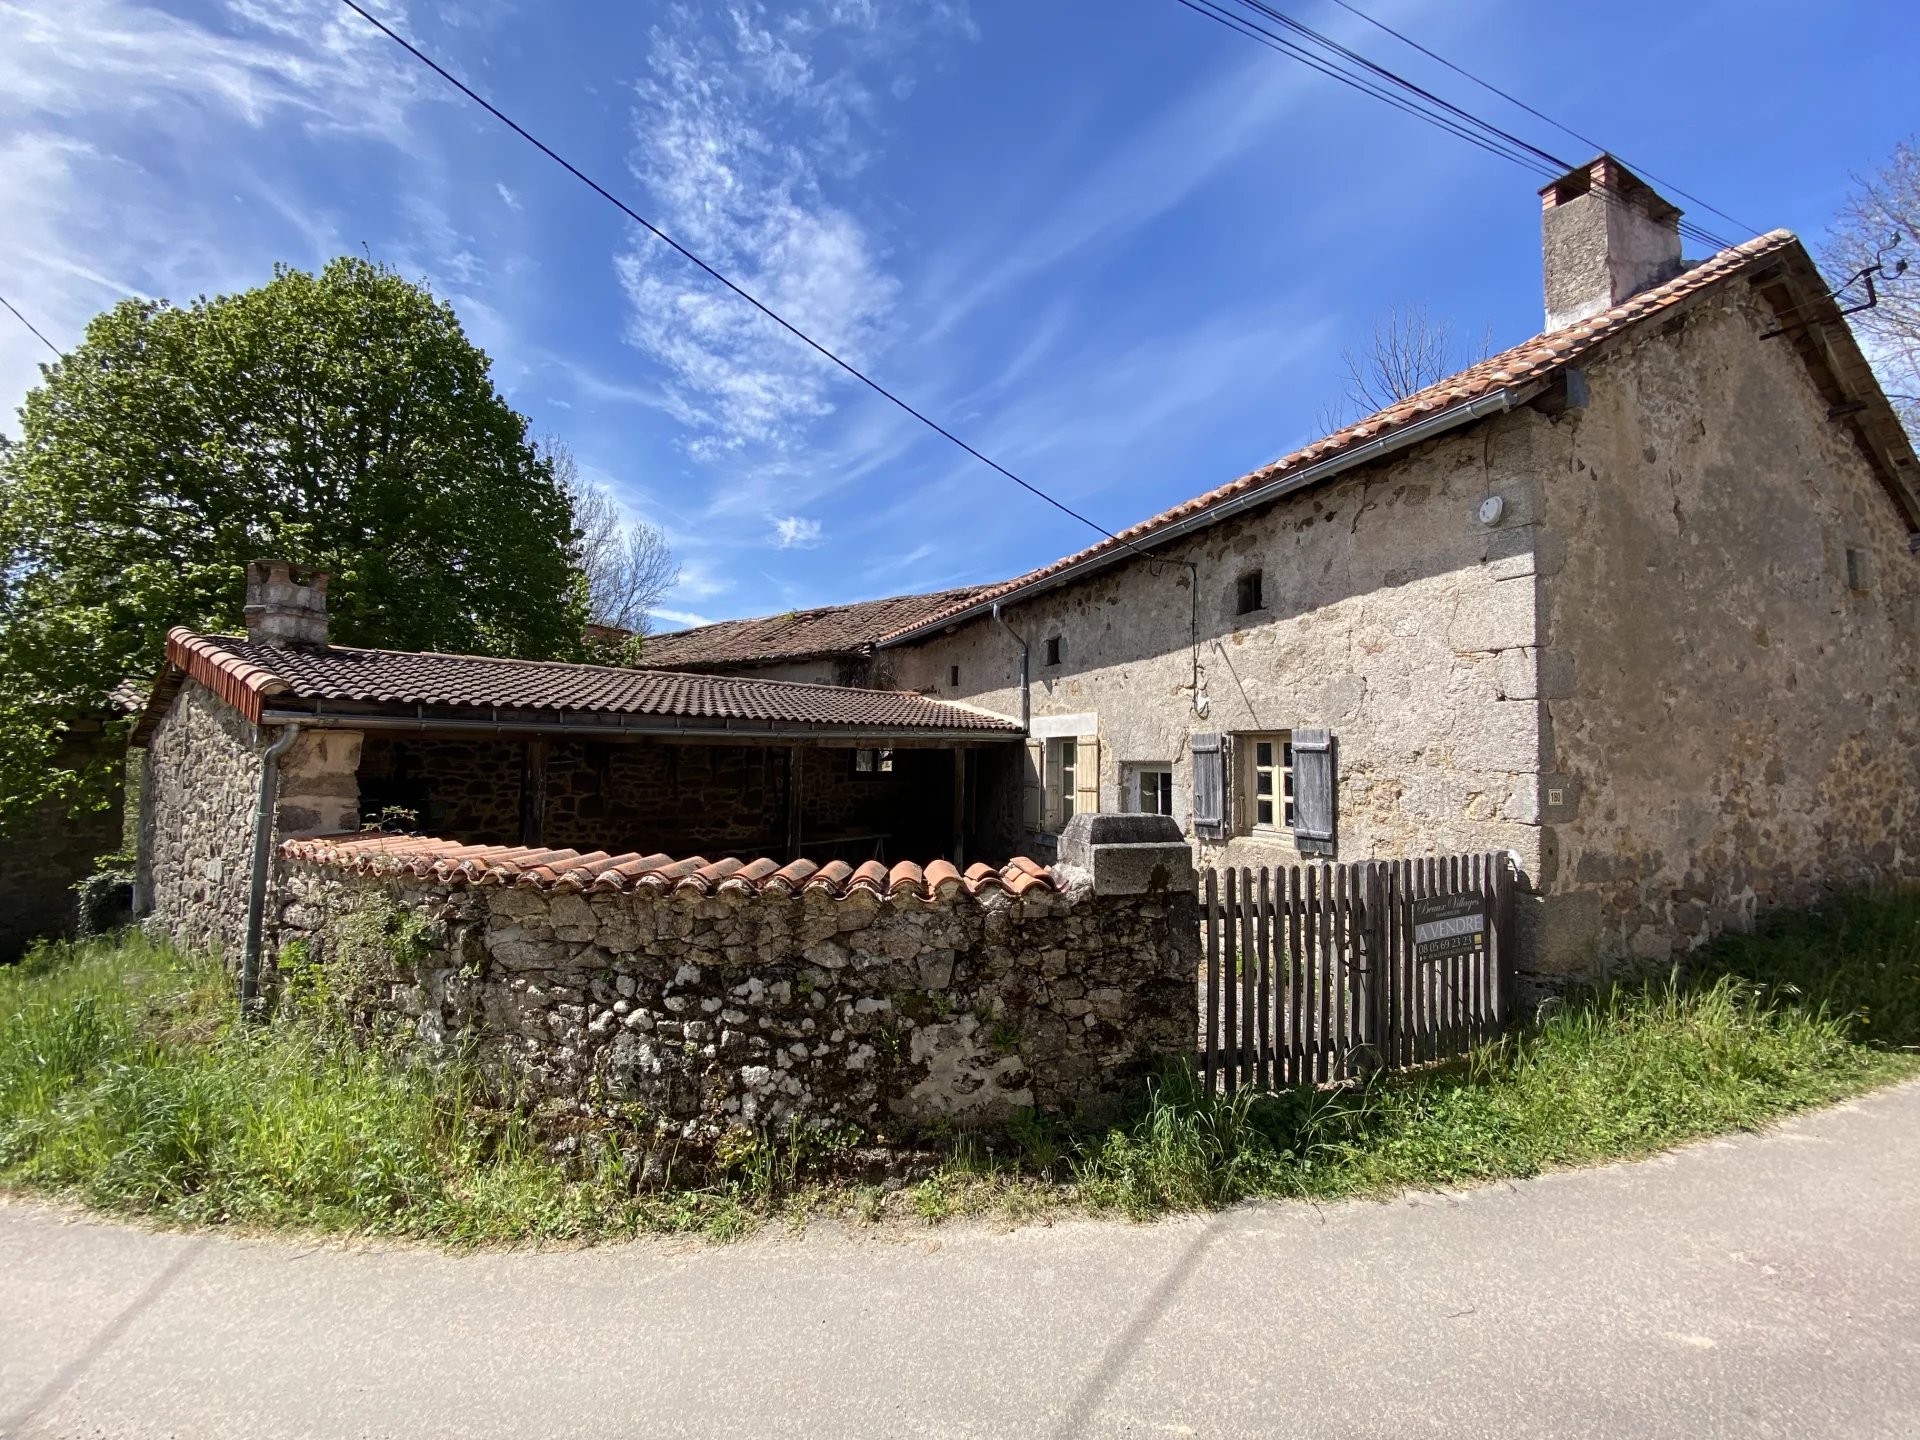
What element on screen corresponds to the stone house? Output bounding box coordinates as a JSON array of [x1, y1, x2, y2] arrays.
[[676, 158, 1920, 983]]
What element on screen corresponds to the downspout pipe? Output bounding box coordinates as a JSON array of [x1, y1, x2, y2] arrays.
[[991, 601, 1030, 731], [240, 721, 300, 1017]]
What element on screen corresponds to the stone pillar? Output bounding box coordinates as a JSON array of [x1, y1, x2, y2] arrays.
[[1056, 812, 1196, 897], [275, 729, 363, 836]]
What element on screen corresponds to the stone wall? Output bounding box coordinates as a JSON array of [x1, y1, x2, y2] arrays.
[[1534, 286, 1920, 974], [270, 856, 1199, 1132], [890, 412, 1555, 884], [0, 727, 125, 962], [138, 679, 264, 957]]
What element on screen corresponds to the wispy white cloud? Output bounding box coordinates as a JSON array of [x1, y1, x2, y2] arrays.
[[495, 181, 522, 211], [615, 2, 968, 464], [650, 607, 713, 631], [0, 0, 432, 425], [771, 515, 824, 549]]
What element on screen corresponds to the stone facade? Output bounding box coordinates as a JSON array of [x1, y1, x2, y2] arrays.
[[271, 857, 1199, 1131], [887, 281, 1920, 984], [892, 411, 1553, 881], [138, 679, 265, 957], [1534, 285, 1920, 971]]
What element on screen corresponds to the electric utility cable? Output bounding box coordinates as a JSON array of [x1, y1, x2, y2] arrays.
[[1321, 0, 1762, 238], [1195, 0, 1738, 252], [1181, 0, 1741, 253], [0, 292, 60, 355], [1220, 0, 1740, 251], [335, 0, 1159, 558]]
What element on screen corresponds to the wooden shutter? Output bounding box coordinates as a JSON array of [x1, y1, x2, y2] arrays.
[[1023, 740, 1044, 831], [1292, 728, 1337, 856], [1190, 732, 1225, 839], [1075, 734, 1100, 816]]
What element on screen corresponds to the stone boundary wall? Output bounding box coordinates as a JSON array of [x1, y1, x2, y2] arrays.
[[269, 846, 1199, 1133]]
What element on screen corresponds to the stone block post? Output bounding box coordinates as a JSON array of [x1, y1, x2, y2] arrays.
[[1056, 812, 1196, 898]]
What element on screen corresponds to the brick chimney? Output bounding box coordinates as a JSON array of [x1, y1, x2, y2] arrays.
[[1540, 155, 1684, 330], [243, 559, 329, 649]]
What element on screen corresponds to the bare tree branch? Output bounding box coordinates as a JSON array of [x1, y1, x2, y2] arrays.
[[1822, 139, 1920, 437], [541, 436, 680, 638], [1317, 303, 1492, 433]]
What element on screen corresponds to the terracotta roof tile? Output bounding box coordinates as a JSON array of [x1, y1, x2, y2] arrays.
[[878, 232, 1806, 644], [131, 627, 1021, 744], [281, 834, 1062, 903], [636, 586, 993, 671]]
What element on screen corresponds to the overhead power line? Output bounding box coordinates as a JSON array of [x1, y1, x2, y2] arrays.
[[336, 0, 1140, 553], [0, 292, 60, 356], [1321, 0, 1762, 238], [1178, 0, 1745, 255]]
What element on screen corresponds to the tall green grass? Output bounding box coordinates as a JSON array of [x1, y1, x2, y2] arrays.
[[2, 890, 1916, 1241], [1073, 889, 1920, 1217], [0, 934, 750, 1241]]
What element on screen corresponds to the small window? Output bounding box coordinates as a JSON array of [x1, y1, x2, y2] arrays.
[[949, 664, 961, 687], [1242, 732, 1294, 832], [851, 747, 894, 778], [1846, 547, 1872, 592], [1044, 635, 1062, 667], [1235, 570, 1264, 616], [1127, 765, 1174, 817]]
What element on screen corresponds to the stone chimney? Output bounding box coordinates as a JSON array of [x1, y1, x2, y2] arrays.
[[1540, 155, 1684, 330], [243, 559, 329, 649]]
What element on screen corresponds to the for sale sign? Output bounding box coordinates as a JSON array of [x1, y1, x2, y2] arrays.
[[1412, 893, 1484, 961]]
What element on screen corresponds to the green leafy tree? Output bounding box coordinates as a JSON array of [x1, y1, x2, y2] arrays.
[[0, 257, 590, 828]]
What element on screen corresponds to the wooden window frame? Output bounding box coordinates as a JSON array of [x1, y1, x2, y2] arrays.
[[850, 746, 895, 780], [1240, 731, 1295, 836], [1126, 764, 1174, 817]]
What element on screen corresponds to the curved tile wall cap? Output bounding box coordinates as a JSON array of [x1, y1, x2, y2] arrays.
[[278, 834, 1062, 902]]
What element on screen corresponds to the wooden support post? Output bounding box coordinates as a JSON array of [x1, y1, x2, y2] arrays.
[[951, 748, 967, 869], [518, 737, 548, 847], [785, 746, 804, 863]]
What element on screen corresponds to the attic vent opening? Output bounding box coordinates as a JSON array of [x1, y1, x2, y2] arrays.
[[949, 664, 960, 687], [1235, 570, 1265, 616]]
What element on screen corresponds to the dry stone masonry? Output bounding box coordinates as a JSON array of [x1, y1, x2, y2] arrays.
[[271, 833, 1200, 1133]]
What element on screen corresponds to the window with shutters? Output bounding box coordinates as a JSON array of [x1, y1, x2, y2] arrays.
[[1237, 732, 1294, 833], [1124, 763, 1174, 816], [1053, 738, 1077, 826], [1038, 734, 1099, 831]]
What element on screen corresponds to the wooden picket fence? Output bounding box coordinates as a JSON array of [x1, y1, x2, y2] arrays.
[[1199, 853, 1517, 1091]]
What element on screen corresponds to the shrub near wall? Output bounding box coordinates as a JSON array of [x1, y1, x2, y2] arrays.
[[272, 843, 1199, 1137]]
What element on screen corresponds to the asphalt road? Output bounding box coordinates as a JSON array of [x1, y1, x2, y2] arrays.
[[4, 1081, 1918, 1439]]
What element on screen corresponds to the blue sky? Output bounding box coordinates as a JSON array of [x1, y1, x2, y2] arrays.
[[2, 0, 1914, 631]]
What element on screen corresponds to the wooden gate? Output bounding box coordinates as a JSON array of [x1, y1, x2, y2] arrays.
[[1199, 853, 1517, 1090]]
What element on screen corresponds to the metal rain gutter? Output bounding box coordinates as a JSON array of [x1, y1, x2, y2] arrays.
[[878, 385, 1535, 647], [257, 708, 1023, 744]]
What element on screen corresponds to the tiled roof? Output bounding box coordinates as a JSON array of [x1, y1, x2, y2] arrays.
[[280, 832, 1061, 901], [129, 628, 1022, 745], [636, 586, 991, 671], [880, 231, 1844, 644]]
